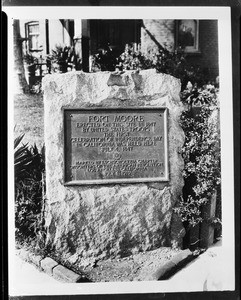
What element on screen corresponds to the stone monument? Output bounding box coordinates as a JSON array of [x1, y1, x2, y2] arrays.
[[43, 69, 185, 268]]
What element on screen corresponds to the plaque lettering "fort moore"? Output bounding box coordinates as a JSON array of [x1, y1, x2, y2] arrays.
[[64, 108, 168, 185]]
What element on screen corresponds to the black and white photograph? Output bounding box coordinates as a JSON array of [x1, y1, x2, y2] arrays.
[[2, 2, 238, 298]]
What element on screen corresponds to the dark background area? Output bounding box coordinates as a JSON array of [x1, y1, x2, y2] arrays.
[[1, 0, 240, 299], [1, 0, 241, 6]]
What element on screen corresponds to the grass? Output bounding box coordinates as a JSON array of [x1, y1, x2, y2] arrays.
[[14, 93, 44, 149]]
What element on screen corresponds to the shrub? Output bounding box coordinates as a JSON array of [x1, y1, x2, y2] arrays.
[[47, 45, 81, 73], [23, 53, 38, 65], [116, 44, 214, 90], [117, 44, 183, 73], [90, 43, 119, 72], [174, 83, 221, 229], [29, 80, 42, 94], [15, 135, 46, 246]]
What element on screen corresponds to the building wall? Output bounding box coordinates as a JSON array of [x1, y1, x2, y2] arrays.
[[187, 20, 219, 79], [48, 20, 66, 51], [141, 19, 219, 79], [141, 19, 175, 52]]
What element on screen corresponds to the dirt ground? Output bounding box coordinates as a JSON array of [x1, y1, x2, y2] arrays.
[[17, 240, 183, 283], [83, 247, 182, 282]]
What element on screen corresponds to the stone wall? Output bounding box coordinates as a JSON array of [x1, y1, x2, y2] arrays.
[[43, 69, 185, 269]]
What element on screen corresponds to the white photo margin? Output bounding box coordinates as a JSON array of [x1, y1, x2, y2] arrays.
[[4, 5, 234, 296]]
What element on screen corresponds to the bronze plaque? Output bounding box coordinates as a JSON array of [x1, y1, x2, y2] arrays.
[[64, 108, 168, 185]]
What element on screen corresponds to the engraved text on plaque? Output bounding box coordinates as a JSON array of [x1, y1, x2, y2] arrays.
[[64, 108, 168, 184]]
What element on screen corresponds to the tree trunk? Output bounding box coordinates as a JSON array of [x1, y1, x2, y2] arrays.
[[13, 19, 29, 94]]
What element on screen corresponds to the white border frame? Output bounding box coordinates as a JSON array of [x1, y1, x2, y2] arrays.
[[4, 6, 234, 296]]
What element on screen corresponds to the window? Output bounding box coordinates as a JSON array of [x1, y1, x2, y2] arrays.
[[176, 20, 199, 53], [26, 22, 41, 52]]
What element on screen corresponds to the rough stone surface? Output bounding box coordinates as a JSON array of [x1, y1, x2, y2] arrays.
[[151, 261, 176, 280], [53, 265, 82, 283], [28, 252, 44, 268], [18, 249, 30, 262], [171, 249, 193, 266], [43, 69, 185, 268], [40, 257, 58, 275]]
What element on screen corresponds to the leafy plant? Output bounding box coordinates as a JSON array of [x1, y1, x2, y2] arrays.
[[115, 44, 213, 91], [23, 53, 38, 65], [30, 80, 42, 94], [50, 45, 73, 64], [174, 84, 221, 229], [116, 44, 153, 71], [14, 134, 33, 182], [47, 45, 79, 73], [91, 43, 119, 72], [15, 135, 46, 245]]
